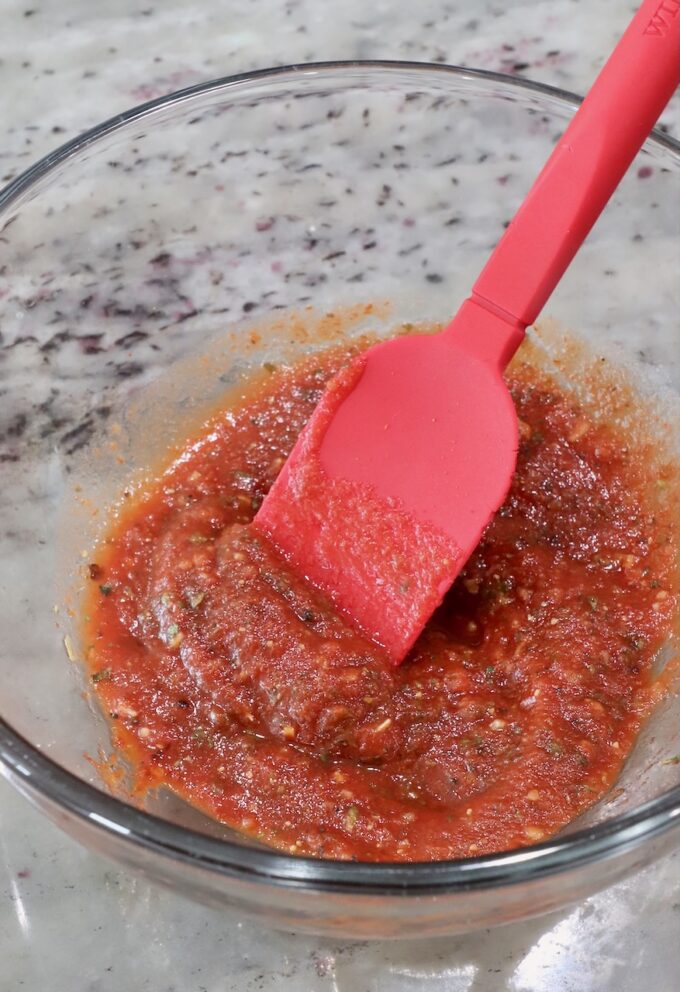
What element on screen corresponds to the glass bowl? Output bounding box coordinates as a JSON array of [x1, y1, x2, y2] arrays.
[[0, 62, 678, 940]]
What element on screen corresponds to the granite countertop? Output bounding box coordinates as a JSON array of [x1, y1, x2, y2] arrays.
[[1, 1, 679, 989]]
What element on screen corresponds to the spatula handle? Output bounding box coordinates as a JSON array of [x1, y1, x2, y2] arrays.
[[472, 0, 680, 334]]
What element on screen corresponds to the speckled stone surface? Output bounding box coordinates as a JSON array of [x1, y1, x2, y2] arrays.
[[1, 2, 679, 990]]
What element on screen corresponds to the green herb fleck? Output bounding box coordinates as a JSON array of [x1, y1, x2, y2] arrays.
[[99, 584, 113, 597], [191, 726, 214, 747], [188, 533, 209, 545], [543, 738, 564, 758], [232, 470, 254, 491], [662, 755, 680, 766], [91, 668, 112, 684], [586, 595, 598, 612], [483, 575, 513, 602], [164, 623, 183, 648]]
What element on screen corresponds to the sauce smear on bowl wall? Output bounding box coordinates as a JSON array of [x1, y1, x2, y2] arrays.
[[83, 331, 679, 861]]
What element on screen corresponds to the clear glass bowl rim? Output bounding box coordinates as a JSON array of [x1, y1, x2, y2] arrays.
[[0, 60, 678, 896]]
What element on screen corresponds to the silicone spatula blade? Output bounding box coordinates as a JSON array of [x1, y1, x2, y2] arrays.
[[255, 0, 680, 663]]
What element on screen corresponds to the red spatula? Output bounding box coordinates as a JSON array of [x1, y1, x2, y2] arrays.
[[255, 0, 680, 663]]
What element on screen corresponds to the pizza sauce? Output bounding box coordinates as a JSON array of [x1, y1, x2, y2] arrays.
[[84, 337, 679, 861]]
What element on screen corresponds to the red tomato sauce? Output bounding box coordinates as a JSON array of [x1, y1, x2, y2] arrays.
[[84, 339, 679, 861]]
